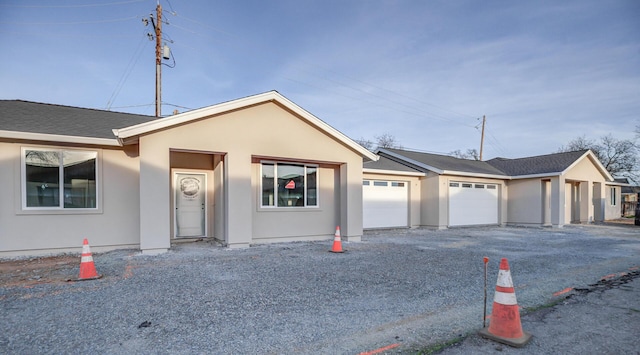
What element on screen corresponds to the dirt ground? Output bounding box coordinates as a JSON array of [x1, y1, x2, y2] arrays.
[[0, 254, 79, 287]]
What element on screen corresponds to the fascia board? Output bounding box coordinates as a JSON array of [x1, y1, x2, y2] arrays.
[[0, 130, 121, 146], [363, 168, 425, 177], [377, 148, 444, 174], [606, 181, 630, 187], [113, 92, 276, 139], [509, 172, 561, 180], [441, 170, 511, 180], [113, 91, 378, 161]]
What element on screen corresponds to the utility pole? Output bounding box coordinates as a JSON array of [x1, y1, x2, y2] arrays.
[[479, 115, 486, 161], [150, 3, 162, 117]]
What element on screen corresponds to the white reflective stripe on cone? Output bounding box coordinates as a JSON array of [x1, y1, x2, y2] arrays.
[[82, 245, 91, 253], [496, 269, 514, 288], [494, 290, 518, 305], [81, 255, 94, 263]]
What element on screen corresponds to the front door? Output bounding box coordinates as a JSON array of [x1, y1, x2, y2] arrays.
[[175, 173, 206, 238]]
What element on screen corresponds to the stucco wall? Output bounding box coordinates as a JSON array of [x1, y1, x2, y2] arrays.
[[136, 101, 365, 249], [604, 186, 622, 220], [0, 142, 140, 256], [420, 173, 443, 228], [505, 179, 543, 225]]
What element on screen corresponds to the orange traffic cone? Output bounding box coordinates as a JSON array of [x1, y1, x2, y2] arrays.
[[78, 238, 102, 281], [330, 226, 344, 253], [479, 258, 531, 347]]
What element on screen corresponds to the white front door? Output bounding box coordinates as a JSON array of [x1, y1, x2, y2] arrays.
[[175, 173, 206, 238]]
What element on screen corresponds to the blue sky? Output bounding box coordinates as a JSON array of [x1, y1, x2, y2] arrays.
[[1, 0, 638, 159]]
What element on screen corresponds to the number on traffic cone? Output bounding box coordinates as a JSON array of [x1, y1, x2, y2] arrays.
[[78, 238, 102, 281], [330, 226, 344, 253], [478, 258, 531, 347]]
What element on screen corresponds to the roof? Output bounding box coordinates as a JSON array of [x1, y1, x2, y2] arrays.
[[0, 100, 155, 141], [486, 150, 590, 176], [113, 91, 378, 161], [378, 148, 613, 181], [363, 155, 425, 176], [380, 148, 508, 178]]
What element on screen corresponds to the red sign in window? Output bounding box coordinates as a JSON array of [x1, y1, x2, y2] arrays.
[[285, 180, 295, 189]]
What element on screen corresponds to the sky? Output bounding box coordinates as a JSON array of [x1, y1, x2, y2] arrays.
[[1, 0, 638, 159]]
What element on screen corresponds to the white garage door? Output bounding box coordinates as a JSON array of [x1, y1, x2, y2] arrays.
[[363, 180, 408, 229], [449, 182, 499, 226]]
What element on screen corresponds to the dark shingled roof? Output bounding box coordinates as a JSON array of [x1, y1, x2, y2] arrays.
[[364, 155, 421, 173], [383, 148, 507, 176], [486, 150, 589, 176], [0, 100, 156, 139]]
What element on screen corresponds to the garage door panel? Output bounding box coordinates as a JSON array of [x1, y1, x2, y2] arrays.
[[449, 183, 498, 226], [363, 181, 408, 229]]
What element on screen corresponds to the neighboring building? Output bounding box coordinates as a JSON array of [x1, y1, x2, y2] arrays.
[[0, 92, 377, 257], [363, 148, 619, 229], [616, 178, 640, 217]]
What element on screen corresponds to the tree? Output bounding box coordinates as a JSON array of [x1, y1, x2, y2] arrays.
[[374, 133, 402, 149], [449, 148, 479, 160], [355, 134, 402, 151], [558, 134, 639, 182]]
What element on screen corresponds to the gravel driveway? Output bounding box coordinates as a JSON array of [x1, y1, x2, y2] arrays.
[[1, 225, 639, 354]]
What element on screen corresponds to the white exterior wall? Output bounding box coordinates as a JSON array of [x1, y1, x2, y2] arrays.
[[0, 142, 140, 257], [505, 179, 543, 226], [604, 185, 622, 220], [136, 102, 365, 252], [420, 173, 445, 228]]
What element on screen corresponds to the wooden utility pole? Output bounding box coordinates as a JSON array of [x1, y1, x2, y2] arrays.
[[479, 115, 486, 161], [152, 3, 162, 117]]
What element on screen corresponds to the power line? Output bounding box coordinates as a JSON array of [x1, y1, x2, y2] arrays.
[[0, 16, 138, 25], [106, 34, 149, 110], [0, 0, 145, 8]]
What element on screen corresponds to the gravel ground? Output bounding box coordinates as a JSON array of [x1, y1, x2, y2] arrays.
[[1, 224, 639, 354]]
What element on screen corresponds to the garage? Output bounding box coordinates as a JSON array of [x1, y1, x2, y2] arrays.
[[449, 182, 499, 226], [363, 180, 408, 228]]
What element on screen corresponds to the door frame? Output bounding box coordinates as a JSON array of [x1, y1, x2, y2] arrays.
[[173, 171, 208, 238]]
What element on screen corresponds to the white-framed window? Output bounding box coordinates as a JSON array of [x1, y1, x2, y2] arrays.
[[261, 162, 318, 208], [610, 187, 617, 206], [22, 147, 98, 210]]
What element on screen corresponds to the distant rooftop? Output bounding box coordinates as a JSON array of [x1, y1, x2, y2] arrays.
[[486, 150, 590, 176]]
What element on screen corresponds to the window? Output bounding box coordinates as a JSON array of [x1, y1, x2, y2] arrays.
[[611, 187, 617, 206], [391, 182, 405, 187], [23, 148, 97, 209], [475, 184, 485, 189], [449, 182, 459, 187], [487, 185, 496, 190], [462, 183, 472, 188], [261, 162, 317, 208], [373, 181, 388, 187], [363, 180, 370, 186]]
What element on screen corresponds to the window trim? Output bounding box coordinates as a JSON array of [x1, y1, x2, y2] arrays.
[[610, 187, 617, 206], [259, 161, 319, 209], [20, 147, 102, 213]]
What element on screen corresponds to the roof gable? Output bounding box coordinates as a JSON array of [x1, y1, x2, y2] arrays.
[[486, 149, 612, 180], [113, 91, 378, 161], [486, 150, 589, 176]]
